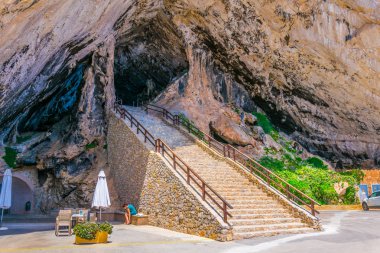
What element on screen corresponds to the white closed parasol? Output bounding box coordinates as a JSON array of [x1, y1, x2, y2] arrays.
[[91, 170, 110, 221], [0, 169, 12, 230]]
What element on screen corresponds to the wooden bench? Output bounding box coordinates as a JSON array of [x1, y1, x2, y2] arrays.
[[131, 215, 149, 225]]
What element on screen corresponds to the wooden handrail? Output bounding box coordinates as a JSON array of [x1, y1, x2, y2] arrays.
[[114, 102, 156, 147], [113, 101, 233, 222], [144, 104, 320, 217], [156, 139, 233, 222]]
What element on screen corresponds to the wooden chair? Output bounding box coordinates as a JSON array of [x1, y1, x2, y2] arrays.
[[55, 210, 72, 236]]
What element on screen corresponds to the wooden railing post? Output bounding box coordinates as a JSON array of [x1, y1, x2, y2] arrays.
[[286, 184, 290, 199], [311, 201, 315, 216], [155, 139, 160, 153], [187, 167, 190, 184], [223, 145, 226, 157], [233, 148, 236, 161], [223, 202, 227, 223], [202, 182, 206, 200], [208, 136, 211, 148], [144, 129, 147, 143], [173, 154, 177, 170]]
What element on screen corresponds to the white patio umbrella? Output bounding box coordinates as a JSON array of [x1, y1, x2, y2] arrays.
[[0, 169, 12, 230], [91, 170, 110, 222]]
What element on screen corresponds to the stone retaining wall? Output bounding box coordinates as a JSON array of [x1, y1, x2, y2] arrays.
[[107, 113, 232, 241]]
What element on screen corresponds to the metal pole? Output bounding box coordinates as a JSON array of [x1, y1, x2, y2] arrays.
[[0, 208, 3, 228]]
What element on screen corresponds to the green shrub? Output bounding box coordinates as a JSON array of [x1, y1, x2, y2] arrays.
[[2, 147, 18, 168], [252, 112, 275, 134], [339, 169, 364, 183], [73, 222, 113, 240], [343, 186, 358, 204], [305, 157, 328, 169], [259, 156, 285, 171], [85, 140, 98, 151], [73, 222, 99, 240], [98, 222, 113, 234]]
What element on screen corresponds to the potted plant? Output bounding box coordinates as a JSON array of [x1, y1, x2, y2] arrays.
[[73, 222, 113, 244]]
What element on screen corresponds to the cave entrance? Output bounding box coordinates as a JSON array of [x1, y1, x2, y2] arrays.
[[114, 12, 188, 106], [0, 176, 34, 215]]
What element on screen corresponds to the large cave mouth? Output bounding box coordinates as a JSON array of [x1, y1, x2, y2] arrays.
[[114, 13, 188, 105]]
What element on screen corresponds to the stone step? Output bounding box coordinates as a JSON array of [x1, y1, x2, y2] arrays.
[[225, 196, 275, 201], [231, 203, 283, 209], [232, 213, 294, 220], [205, 183, 254, 187], [230, 218, 301, 226], [218, 191, 268, 198], [233, 227, 315, 240], [207, 192, 272, 201], [200, 180, 252, 185], [230, 208, 289, 215], [229, 199, 277, 205], [209, 188, 262, 193], [233, 222, 308, 233]]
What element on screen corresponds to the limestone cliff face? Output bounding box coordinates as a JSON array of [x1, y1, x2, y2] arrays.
[[0, 0, 379, 210]]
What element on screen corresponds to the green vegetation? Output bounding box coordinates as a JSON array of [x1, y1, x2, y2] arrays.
[[252, 112, 279, 141], [252, 112, 275, 135], [2, 147, 18, 168], [85, 140, 99, 151], [16, 135, 32, 144], [178, 114, 205, 140], [251, 111, 362, 205], [259, 139, 363, 205], [98, 222, 113, 234], [73, 222, 113, 240]]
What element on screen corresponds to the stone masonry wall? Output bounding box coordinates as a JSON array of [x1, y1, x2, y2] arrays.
[[107, 113, 232, 241], [107, 113, 151, 207], [362, 170, 380, 195]]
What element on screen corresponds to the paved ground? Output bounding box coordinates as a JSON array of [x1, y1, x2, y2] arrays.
[[0, 211, 379, 253]]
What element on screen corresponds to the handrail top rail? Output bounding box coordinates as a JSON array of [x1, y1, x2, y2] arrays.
[[116, 106, 155, 141], [145, 103, 321, 211], [157, 138, 233, 209]]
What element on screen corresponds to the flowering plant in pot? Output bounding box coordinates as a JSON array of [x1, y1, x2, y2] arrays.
[[73, 222, 113, 244]]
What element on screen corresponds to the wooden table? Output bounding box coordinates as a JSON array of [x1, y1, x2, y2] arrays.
[[71, 213, 85, 227]]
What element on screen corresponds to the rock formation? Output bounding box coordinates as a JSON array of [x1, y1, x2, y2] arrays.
[[0, 0, 379, 211]]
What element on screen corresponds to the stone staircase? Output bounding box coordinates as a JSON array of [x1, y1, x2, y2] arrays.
[[121, 106, 317, 240]]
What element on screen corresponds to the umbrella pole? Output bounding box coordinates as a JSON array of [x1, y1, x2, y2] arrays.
[[0, 208, 3, 228], [100, 208, 102, 222]]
